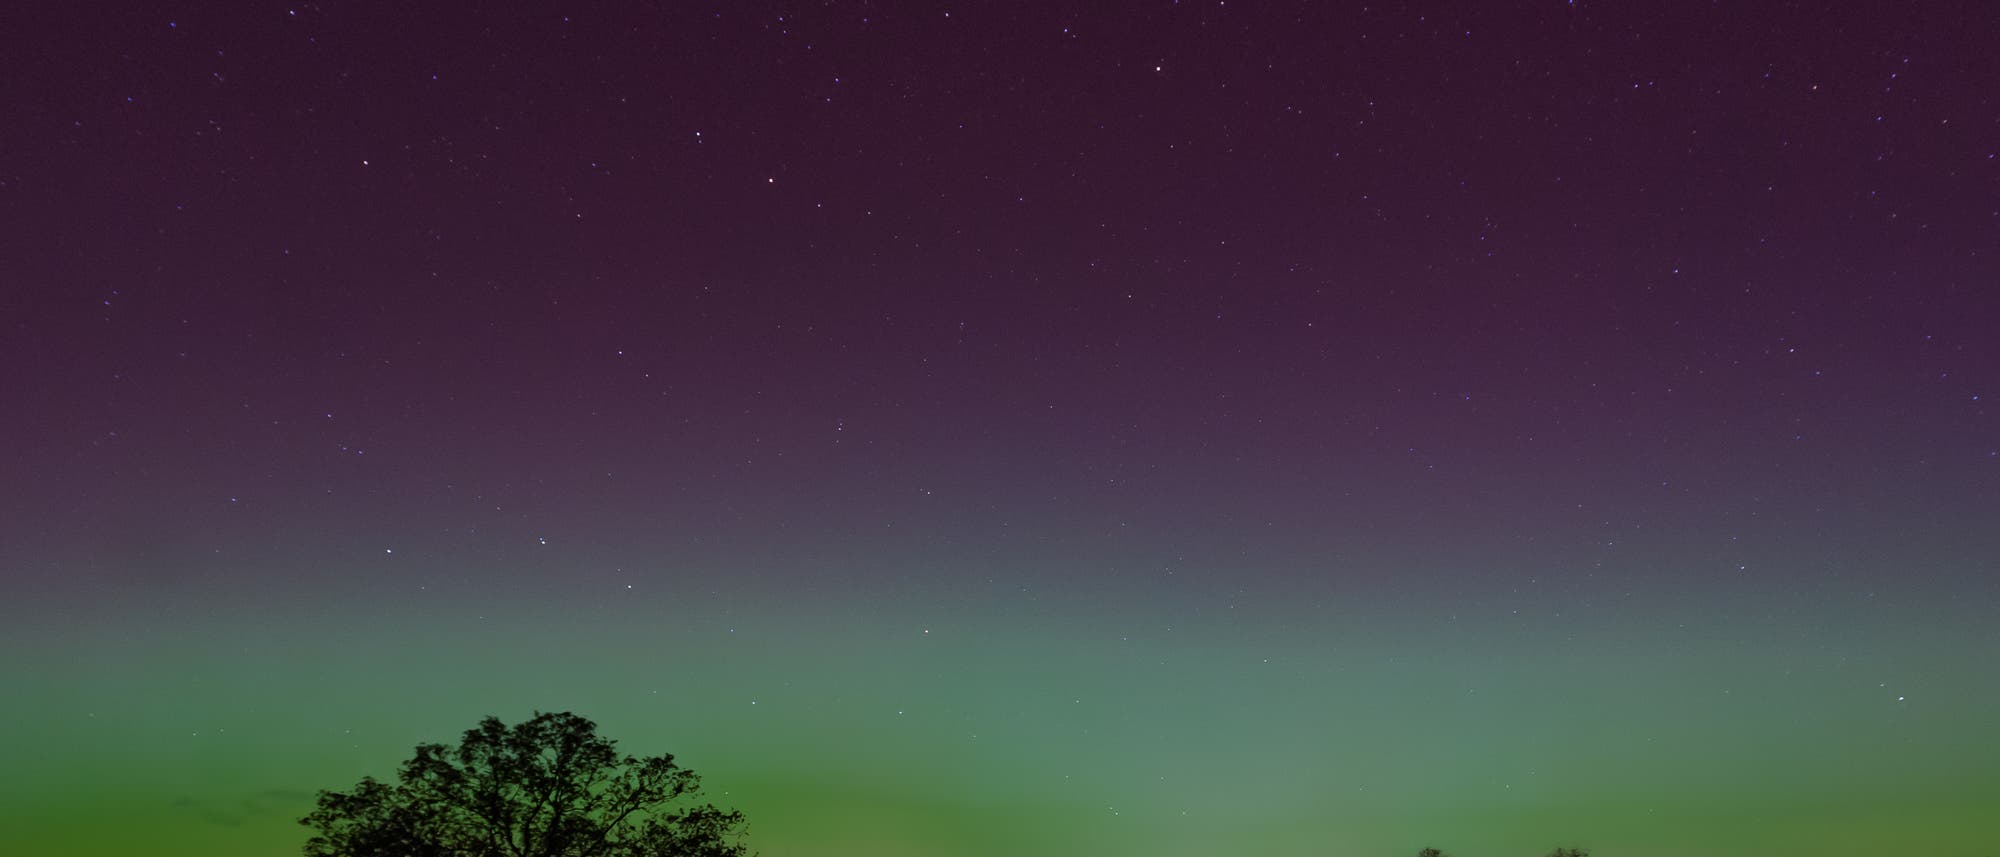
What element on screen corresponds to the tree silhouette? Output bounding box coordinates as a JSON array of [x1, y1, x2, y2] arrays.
[[1415, 848, 1447, 857], [1546, 848, 1589, 857], [300, 711, 748, 857]]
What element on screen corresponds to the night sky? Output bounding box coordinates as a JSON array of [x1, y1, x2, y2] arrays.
[[4, 2, 1999, 856]]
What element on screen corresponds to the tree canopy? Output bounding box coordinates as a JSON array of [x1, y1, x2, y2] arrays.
[[300, 711, 748, 857]]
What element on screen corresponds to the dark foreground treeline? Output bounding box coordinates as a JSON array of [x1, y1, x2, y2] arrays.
[[1416, 849, 1588, 857]]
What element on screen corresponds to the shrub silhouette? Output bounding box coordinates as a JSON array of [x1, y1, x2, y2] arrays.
[[300, 711, 747, 857]]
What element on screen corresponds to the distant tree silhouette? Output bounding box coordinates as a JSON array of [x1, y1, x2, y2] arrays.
[[300, 711, 747, 857], [1545, 848, 1588, 857], [1415, 848, 1447, 857]]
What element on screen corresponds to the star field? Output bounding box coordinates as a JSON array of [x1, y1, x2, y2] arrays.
[[3, 3, 1998, 856]]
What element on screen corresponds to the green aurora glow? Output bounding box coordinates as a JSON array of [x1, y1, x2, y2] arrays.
[[5, 548, 1995, 856]]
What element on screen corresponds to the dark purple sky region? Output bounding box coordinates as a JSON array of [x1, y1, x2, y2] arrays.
[[4, 3, 1998, 856]]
